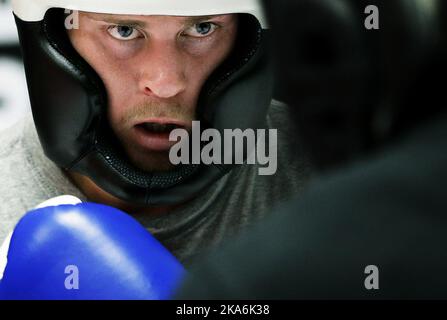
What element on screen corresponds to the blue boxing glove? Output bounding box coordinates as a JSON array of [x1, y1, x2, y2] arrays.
[[0, 196, 185, 300]]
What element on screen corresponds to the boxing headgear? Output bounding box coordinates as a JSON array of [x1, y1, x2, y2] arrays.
[[12, 0, 272, 205], [264, 0, 447, 170]]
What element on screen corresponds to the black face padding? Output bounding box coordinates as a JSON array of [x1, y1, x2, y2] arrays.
[[14, 9, 273, 205], [264, 0, 447, 170]]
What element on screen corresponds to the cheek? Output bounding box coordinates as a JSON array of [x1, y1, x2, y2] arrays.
[[69, 30, 137, 109], [94, 60, 135, 121], [68, 27, 139, 130], [183, 31, 237, 96], [84, 51, 138, 123]]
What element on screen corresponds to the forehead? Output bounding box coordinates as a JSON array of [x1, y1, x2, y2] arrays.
[[80, 11, 236, 26], [12, 0, 267, 27]]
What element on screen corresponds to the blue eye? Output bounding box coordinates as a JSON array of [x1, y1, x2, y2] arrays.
[[184, 22, 218, 38], [108, 25, 142, 40], [196, 23, 212, 35]]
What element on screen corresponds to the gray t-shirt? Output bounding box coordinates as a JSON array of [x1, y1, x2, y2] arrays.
[[0, 101, 311, 266]]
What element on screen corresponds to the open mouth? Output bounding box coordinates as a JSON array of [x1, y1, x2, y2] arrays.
[[138, 122, 182, 134], [133, 120, 187, 151]]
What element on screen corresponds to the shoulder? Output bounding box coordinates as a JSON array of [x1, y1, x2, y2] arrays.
[[0, 115, 31, 179], [0, 116, 27, 156], [265, 99, 313, 177], [0, 115, 36, 241], [266, 99, 304, 150], [236, 100, 313, 207], [0, 114, 85, 241], [266, 99, 294, 129]]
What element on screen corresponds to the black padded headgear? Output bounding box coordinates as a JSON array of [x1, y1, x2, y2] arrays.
[[14, 3, 272, 205]]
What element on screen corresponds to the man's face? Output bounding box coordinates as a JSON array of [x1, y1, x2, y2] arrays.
[[68, 12, 238, 172]]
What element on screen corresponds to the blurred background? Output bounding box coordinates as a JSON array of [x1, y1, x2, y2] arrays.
[[0, 0, 30, 132]]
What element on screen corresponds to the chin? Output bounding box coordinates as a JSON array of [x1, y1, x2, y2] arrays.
[[128, 150, 177, 173]]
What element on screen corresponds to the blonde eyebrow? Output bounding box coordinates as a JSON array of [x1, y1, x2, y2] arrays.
[[84, 13, 148, 27], [84, 12, 219, 27], [184, 15, 215, 25]]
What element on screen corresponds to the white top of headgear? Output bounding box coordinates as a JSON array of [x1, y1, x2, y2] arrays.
[[12, 0, 268, 28]]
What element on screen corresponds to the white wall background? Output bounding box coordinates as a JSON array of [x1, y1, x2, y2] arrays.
[[0, 0, 31, 132]]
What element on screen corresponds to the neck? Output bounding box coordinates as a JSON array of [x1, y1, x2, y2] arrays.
[[65, 171, 181, 217]]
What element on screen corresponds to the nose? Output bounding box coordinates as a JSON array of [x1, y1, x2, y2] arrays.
[[138, 42, 187, 99]]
